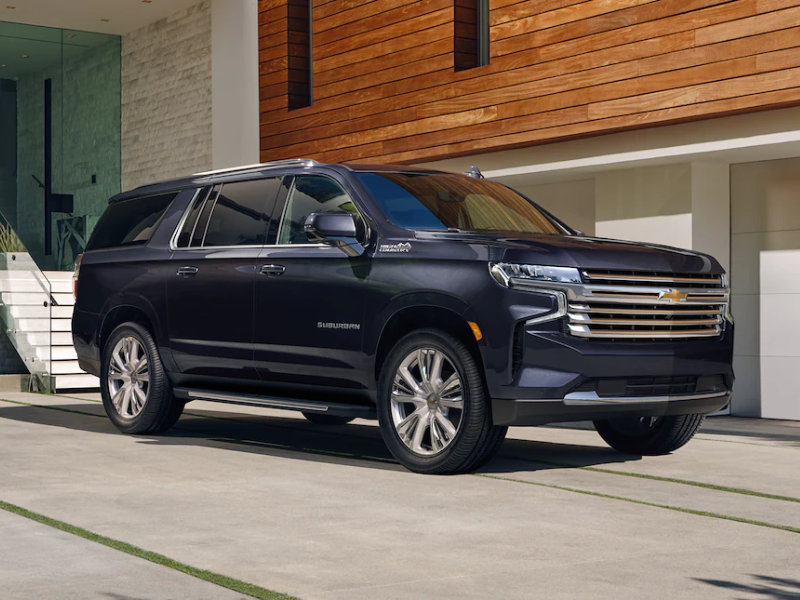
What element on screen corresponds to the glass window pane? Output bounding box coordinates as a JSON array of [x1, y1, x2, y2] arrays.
[[356, 172, 563, 235], [203, 178, 280, 247], [176, 187, 211, 248], [278, 176, 357, 245], [87, 193, 176, 250]]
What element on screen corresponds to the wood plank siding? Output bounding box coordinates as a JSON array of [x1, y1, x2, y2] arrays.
[[258, 0, 800, 164]]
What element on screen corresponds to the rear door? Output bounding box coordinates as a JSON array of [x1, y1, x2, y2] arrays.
[[253, 174, 371, 392], [166, 177, 282, 384]]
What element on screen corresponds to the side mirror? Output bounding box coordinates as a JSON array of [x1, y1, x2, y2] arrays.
[[304, 212, 364, 257]]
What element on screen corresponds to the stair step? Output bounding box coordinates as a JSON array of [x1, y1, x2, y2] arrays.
[[1, 292, 50, 306], [51, 293, 75, 306], [28, 332, 73, 345], [42, 271, 75, 281], [35, 346, 77, 361], [12, 318, 50, 332], [50, 319, 72, 332], [0, 279, 51, 293], [6, 305, 71, 319], [55, 373, 99, 391], [48, 280, 72, 294], [51, 360, 81, 375]]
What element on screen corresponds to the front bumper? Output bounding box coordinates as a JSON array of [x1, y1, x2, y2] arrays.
[[488, 324, 734, 426]]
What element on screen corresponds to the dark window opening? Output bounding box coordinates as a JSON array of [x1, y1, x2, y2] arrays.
[[454, 0, 489, 71], [202, 178, 282, 247], [87, 193, 177, 250], [288, 0, 312, 109]]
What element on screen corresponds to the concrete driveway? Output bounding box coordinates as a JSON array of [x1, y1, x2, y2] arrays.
[[1, 392, 798, 600]]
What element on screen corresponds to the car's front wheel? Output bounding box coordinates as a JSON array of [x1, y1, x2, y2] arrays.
[[593, 413, 705, 455], [377, 329, 506, 474], [100, 322, 184, 435]]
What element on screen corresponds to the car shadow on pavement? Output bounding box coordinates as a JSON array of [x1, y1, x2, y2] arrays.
[[694, 574, 800, 600], [0, 402, 640, 473]]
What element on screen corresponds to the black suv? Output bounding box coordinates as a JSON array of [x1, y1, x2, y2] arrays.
[[73, 159, 734, 474]]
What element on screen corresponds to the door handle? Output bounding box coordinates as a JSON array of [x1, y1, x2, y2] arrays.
[[177, 266, 199, 277], [260, 264, 285, 276]]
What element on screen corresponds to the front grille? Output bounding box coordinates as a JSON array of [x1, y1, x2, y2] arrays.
[[574, 375, 726, 398], [567, 270, 728, 340]]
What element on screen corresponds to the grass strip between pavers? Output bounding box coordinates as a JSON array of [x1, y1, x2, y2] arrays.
[[0, 499, 299, 600], [475, 473, 800, 535]]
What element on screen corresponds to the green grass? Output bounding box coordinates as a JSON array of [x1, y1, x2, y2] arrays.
[[474, 473, 800, 535], [0, 499, 299, 600]]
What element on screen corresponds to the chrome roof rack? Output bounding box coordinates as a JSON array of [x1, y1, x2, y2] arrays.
[[192, 158, 319, 177]]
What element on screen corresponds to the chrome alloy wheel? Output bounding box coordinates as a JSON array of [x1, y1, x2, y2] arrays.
[[390, 348, 464, 456], [107, 336, 150, 419]]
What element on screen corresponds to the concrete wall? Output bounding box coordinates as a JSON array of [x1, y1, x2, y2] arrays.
[[514, 179, 595, 236], [121, 1, 212, 190], [595, 164, 693, 250], [15, 38, 121, 270], [210, 0, 259, 170], [731, 158, 800, 420], [0, 79, 16, 226]]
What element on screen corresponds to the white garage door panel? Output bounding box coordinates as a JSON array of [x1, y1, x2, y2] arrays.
[[760, 357, 800, 420], [760, 294, 800, 357]]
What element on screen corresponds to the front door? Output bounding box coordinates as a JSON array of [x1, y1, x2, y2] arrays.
[[167, 177, 282, 385], [253, 174, 370, 393]]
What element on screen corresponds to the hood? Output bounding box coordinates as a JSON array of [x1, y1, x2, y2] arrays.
[[414, 231, 723, 274]]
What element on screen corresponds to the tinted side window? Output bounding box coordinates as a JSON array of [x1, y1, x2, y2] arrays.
[[87, 193, 177, 250], [278, 176, 359, 245], [175, 187, 211, 248], [202, 178, 281, 247]]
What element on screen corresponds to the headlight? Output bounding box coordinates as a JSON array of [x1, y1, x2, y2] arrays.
[[490, 262, 581, 287]]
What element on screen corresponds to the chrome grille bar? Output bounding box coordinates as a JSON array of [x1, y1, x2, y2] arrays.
[[567, 270, 728, 340]]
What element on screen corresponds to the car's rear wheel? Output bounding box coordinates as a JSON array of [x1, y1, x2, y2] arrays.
[[301, 412, 354, 425], [377, 329, 506, 474], [101, 322, 183, 435], [593, 413, 705, 455]]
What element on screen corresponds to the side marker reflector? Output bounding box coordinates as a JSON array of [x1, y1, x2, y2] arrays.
[[468, 321, 483, 341]]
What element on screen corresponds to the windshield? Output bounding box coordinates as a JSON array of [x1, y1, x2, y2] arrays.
[[356, 172, 566, 235]]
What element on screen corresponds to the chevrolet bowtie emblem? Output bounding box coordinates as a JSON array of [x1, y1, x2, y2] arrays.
[[660, 289, 688, 303]]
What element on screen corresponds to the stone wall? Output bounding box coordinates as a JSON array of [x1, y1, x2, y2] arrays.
[[121, 1, 212, 191]]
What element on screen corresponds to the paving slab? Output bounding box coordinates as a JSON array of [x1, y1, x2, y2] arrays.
[[0, 510, 250, 600], [1, 393, 798, 600]]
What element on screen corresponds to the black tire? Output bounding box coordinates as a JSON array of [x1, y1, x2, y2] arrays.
[[100, 322, 183, 435], [301, 412, 355, 425], [377, 329, 507, 474], [593, 413, 705, 455]]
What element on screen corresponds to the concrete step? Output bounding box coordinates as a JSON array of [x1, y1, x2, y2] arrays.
[[0, 279, 51, 293], [11, 318, 50, 332], [48, 280, 72, 294], [42, 271, 75, 281], [51, 293, 75, 306], [51, 360, 81, 375], [28, 332, 72, 346], [50, 319, 72, 332], [8, 305, 72, 319], [0, 292, 50, 306], [35, 346, 77, 361], [0, 374, 25, 392], [55, 373, 99, 391]]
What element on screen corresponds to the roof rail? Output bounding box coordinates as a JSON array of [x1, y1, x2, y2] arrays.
[[192, 158, 319, 177]]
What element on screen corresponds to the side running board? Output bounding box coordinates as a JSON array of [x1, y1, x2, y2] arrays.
[[173, 387, 376, 419]]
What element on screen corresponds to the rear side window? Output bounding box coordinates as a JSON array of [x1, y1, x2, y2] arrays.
[[202, 178, 281, 247], [87, 193, 177, 250]]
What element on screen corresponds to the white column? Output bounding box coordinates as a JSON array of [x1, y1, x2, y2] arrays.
[[690, 162, 730, 272], [211, 0, 260, 169]]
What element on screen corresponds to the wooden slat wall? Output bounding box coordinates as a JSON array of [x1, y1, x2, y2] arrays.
[[258, 0, 800, 164]]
